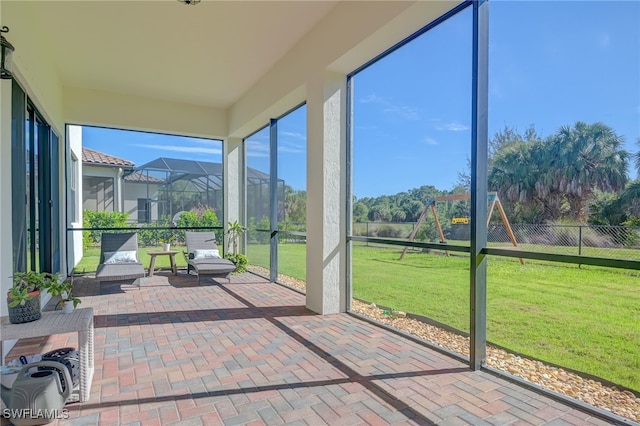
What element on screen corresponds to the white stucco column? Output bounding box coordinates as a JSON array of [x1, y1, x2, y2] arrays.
[[224, 137, 243, 252], [68, 125, 84, 272], [115, 167, 123, 213], [305, 70, 347, 315]]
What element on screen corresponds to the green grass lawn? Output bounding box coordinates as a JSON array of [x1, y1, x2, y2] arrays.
[[74, 241, 640, 391]]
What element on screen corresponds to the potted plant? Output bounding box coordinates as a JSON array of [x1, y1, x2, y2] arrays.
[[225, 252, 248, 273], [48, 276, 81, 314], [7, 271, 59, 324], [225, 220, 249, 273], [59, 292, 82, 314], [160, 235, 176, 251]]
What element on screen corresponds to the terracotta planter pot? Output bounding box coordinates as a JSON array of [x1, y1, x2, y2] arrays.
[[7, 290, 41, 324]]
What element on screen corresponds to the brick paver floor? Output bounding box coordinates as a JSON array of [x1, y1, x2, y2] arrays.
[[2, 272, 621, 425]]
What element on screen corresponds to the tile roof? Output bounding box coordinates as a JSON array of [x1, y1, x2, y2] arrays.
[[124, 172, 164, 184], [82, 147, 134, 167]]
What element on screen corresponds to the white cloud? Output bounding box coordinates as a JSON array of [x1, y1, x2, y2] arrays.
[[361, 93, 419, 121], [436, 121, 470, 132], [133, 144, 221, 155], [280, 131, 306, 140], [278, 144, 304, 154], [278, 147, 302, 154], [246, 151, 269, 158], [245, 139, 270, 158], [383, 105, 419, 121], [360, 94, 384, 104], [423, 137, 439, 146], [278, 132, 305, 154], [246, 138, 304, 155], [246, 139, 269, 152]]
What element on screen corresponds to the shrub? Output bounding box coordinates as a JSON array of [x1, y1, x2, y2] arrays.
[[83, 210, 129, 247], [415, 220, 442, 242], [624, 229, 640, 248], [137, 216, 173, 246], [225, 253, 248, 273], [248, 217, 270, 244], [175, 206, 221, 243], [551, 227, 578, 247], [373, 224, 403, 238], [352, 223, 369, 237], [621, 218, 640, 248]]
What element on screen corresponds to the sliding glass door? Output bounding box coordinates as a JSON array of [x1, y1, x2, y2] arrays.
[[12, 80, 60, 275]]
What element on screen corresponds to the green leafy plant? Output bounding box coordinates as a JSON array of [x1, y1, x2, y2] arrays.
[[381, 308, 406, 319], [225, 253, 248, 273], [83, 210, 130, 248], [225, 221, 249, 273], [175, 207, 221, 243], [226, 220, 247, 256], [137, 216, 172, 246], [48, 278, 82, 310], [159, 235, 177, 244], [60, 293, 82, 309], [8, 271, 59, 308]]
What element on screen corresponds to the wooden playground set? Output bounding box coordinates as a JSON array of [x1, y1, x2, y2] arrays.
[[399, 192, 523, 263]]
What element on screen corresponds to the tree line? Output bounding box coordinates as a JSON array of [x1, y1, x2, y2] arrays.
[[283, 121, 640, 227], [487, 122, 638, 225]]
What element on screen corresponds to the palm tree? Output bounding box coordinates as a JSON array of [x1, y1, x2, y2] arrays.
[[490, 142, 532, 203], [634, 138, 640, 177], [616, 181, 640, 218], [489, 141, 547, 221], [547, 122, 628, 222]]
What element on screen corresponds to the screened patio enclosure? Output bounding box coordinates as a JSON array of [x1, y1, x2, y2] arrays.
[[129, 157, 284, 224]]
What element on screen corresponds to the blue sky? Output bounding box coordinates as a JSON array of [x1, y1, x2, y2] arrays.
[[83, 0, 640, 199]]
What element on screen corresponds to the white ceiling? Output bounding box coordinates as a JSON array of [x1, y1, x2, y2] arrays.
[[18, 0, 340, 109], [3, 0, 462, 137]]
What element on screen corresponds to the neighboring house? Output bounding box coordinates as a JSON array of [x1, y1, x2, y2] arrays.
[[82, 147, 162, 223], [134, 157, 282, 224]]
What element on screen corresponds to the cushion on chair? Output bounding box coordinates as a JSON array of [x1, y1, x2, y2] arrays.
[[103, 250, 138, 264], [96, 263, 145, 281], [188, 258, 236, 275], [96, 232, 145, 283], [192, 249, 221, 259]]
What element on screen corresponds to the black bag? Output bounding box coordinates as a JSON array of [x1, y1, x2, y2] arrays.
[[39, 347, 79, 390]]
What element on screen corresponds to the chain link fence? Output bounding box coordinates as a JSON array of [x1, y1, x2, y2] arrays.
[[352, 222, 418, 239], [353, 222, 640, 260], [488, 223, 640, 259]]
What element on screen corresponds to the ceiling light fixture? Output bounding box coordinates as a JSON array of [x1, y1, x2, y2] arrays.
[[177, 0, 201, 5], [1, 26, 15, 80]]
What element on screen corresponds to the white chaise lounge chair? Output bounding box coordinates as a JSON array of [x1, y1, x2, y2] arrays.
[[95, 232, 146, 283], [185, 231, 236, 284]]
